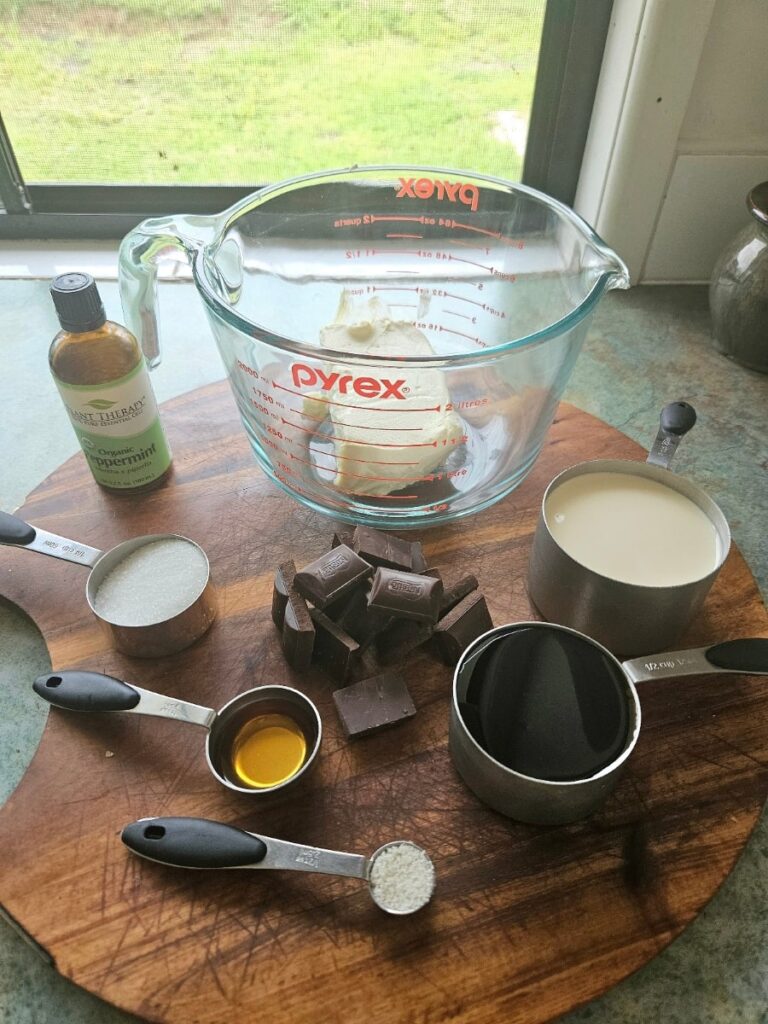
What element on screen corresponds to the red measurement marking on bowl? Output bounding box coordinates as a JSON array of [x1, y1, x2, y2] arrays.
[[308, 446, 420, 467], [284, 450, 445, 486], [368, 285, 420, 292], [272, 381, 441, 414], [448, 220, 501, 240], [272, 469, 351, 510], [279, 417, 442, 448], [369, 215, 434, 225], [295, 409, 424, 432]]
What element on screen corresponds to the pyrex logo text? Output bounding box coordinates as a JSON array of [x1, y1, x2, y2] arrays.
[[396, 177, 480, 213], [291, 364, 407, 400]]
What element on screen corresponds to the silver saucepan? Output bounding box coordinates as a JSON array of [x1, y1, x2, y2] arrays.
[[450, 621, 768, 826]]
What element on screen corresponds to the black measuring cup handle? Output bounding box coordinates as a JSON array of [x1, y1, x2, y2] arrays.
[[0, 511, 36, 545], [33, 671, 141, 712], [623, 637, 768, 684], [121, 817, 268, 869], [0, 510, 101, 567], [705, 638, 768, 673], [32, 670, 216, 727]]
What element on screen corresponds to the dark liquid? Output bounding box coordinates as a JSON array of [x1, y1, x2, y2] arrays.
[[460, 627, 630, 781]]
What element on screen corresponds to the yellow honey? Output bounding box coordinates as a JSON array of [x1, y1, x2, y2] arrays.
[[231, 713, 307, 789]]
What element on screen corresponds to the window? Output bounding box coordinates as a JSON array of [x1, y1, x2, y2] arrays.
[[0, 0, 612, 239]]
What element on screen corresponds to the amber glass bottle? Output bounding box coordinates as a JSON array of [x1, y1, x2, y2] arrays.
[[49, 272, 172, 493]]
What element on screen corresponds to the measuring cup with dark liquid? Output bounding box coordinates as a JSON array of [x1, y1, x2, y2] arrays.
[[450, 622, 768, 825], [33, 671, 321, 796]]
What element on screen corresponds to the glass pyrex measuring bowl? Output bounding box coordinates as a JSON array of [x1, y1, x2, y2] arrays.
[[119, 166, 629, 527]]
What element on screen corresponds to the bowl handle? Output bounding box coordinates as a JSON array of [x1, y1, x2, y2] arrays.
[[118, 213, 217, 368]]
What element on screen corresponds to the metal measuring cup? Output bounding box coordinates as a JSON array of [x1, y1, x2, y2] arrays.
[[0, 511, 216, 657], [32, 671, 322, 796], [450, 622, 768, 826], [120, 816, 435, 915], [528, 403, 731, 656]]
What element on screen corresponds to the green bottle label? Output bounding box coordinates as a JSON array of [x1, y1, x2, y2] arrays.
[[53, 361, 172, 489]]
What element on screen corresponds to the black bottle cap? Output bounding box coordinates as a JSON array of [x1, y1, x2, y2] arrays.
[[50, 272, 106, 332]]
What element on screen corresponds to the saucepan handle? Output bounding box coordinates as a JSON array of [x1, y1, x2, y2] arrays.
[[33, 671, 216, 728], [121, 817, 268, 869], [623, 637, 768, 684]]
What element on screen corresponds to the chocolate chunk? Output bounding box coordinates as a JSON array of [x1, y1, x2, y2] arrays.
[[331, 530, 355, 549], [333, 586, 393, 648], [294, 545, 373, 609], [333, 671, 416, 738], [368, 567, 443, 623], [440, 574, 479, 616], [433, 592, 493, 665], [271, 560, 296, 629], [309, 608, 361, 683], [281, 598, 315, 670], [410, 542, 427, 573], [375, 618, 435, 666], [353, 526, 426, 573]]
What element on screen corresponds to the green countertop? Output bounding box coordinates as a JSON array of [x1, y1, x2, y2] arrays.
[[1, 281, 766, 1024]]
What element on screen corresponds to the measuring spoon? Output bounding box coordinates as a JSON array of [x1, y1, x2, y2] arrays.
[[121, 815, 435, 915], [0, 510, 216, 657], [33, 670, 321, 796]]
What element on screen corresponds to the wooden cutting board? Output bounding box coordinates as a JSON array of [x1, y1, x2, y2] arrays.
[[1, 381, 766, 1024]]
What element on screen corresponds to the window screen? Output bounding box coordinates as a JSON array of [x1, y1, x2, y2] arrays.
[[0, 0, 547, 185]]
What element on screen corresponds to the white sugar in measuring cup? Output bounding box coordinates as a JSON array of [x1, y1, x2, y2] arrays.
[[0, 511, 216, 657], [121, 816, 436, 915]]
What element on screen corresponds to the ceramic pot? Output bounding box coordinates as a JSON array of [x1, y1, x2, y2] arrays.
[[709, 181, 768, 373]]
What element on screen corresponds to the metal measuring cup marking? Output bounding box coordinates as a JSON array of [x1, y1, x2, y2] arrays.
[[32, 671, 322, 796], [0, 511, 216, 657], [120, 816, 435, 915], [450, 622, 768, 826], [528, 403, 731, 656]]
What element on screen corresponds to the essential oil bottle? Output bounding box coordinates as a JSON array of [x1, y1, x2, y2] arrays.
[[49, 272, 172, 494]]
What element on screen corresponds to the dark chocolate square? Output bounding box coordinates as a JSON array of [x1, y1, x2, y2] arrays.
[[333, 671, 416, 738], [368, 567, 444, 623], [294, 545, 373, 609], [333, 586, 393, 647], [353, 526, 426, 573], [271, 560, 296, 630], [281, 599, 315, 670], [433, 592, 493, 665], [375, 618, 435, 665], [309, 608, 361, 684]]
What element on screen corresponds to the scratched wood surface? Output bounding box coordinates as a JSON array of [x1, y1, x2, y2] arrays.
[[0, 382, 766, 1024]]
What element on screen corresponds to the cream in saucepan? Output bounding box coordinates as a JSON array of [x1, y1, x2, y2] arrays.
[[545, 471, 721, 587]]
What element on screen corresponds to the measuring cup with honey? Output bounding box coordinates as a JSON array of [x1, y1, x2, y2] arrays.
[[32, 671, 321, 795]]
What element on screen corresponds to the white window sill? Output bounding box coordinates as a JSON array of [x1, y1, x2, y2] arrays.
[[0, 241, 191, 281]]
